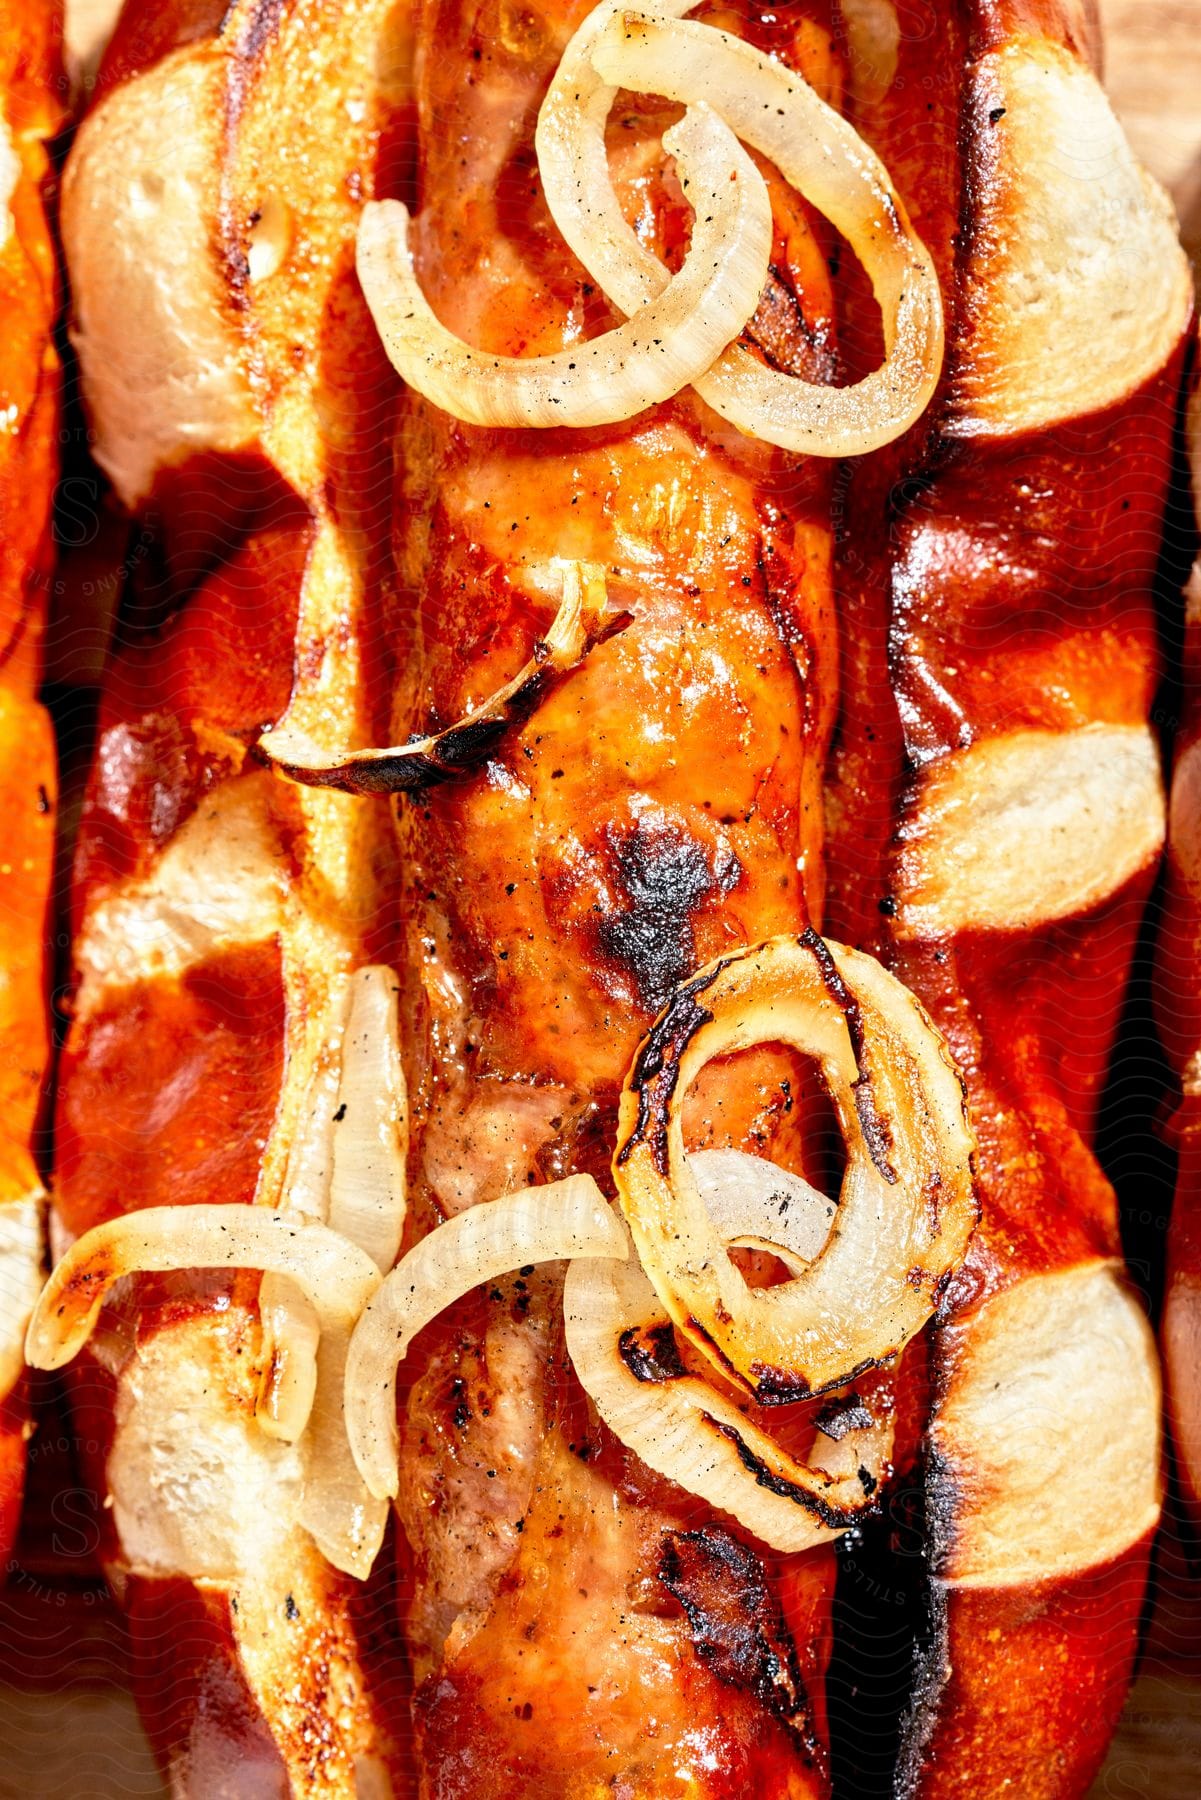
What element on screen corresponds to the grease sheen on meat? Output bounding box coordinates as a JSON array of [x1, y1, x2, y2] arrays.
[[389, 1, 852, 1790]]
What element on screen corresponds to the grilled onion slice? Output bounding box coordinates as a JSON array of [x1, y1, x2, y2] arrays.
[[25, 1207, 387, 1578], [328, 964, 408, 1273], [256, 1278, 321, 1444], [257, 561, 613, 794], [345, 1176, 628, 1499], [256, 963, 405, 1440], [565, 1245, 892, 1553], [613, 932, 976, 1402], [537, 0, 943, 455], [356, 104, 771, 430]]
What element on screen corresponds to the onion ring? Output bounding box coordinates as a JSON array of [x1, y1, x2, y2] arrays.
[[613, 931, 976, 1403], [537, 0, 944, 455], [345, 1176, 628, 1500], [257, 561, 616, 794], [355, 104, 771, 430], [565, 1244, 892, 1553], [25, 1206, 387, 1578]]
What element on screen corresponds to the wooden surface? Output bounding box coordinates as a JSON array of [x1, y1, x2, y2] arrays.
[[2, 3, 1198, 1795], [1101, 0, 1201, 268], [1090, 4, 1201, 1792]]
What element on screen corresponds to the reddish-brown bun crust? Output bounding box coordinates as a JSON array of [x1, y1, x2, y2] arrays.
[[52, 0, 413, 1790], [827, 0, 1188, 1791], [0, 3, 63, 1566]]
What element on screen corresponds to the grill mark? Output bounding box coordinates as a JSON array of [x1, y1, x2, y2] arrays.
[[798, 927, 897, 1183], [748, 1352, 885, 1408], [658, 1525, 825, 1767], [700, 1414, 871, 1530], [596, 817, 743, 1016], [814, 1395, 875, 1441], [618, 958, 737, 1175], [618, 1320, 688, 1383]]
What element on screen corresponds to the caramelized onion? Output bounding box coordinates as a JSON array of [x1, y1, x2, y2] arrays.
[[356, 103, 771, 430], [300, 1329, 389, 1579], [565, 1241, 892, 1553], [613, 932, 976, 1403], [537, 0, 943, 454], [25, 1206, 387, 1578], [257, 561, 613, 794], [345, 1177, 628, 1500], [328, 965, 408, 1273]]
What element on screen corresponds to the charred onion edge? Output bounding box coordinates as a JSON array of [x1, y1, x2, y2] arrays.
[[255, 561, 622, 795], [613, 933, 977, 1404], [564, 1243, 894, 1553]]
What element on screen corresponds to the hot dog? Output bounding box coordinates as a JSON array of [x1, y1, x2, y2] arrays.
[[29, 0, 1191, 1792]]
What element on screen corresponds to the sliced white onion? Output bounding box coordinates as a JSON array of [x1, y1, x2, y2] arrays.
[[614, 933, 976, 1403], [691, 1147, 833, 1277], [565, 1244, 891, 1554], [329, 966, 408, 1274], [25, 1206, 385, 1580], [255, 977, 354, 1441], [278, 972, 353, 1222], [300, 1330, 388, 1579], [536, 0, 944, 455], [345, 1176, 628, 1500], [256, 1276, 321, 1442], [25, 1206, 380, 1370], [257, 561, 612, 794], [355, 104, 772, 429]]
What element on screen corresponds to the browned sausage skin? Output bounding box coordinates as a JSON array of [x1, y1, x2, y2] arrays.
[[388, 3, 853, 1789]]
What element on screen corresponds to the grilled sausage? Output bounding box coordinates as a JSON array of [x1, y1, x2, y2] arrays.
[[385, 3, 853, 1789]]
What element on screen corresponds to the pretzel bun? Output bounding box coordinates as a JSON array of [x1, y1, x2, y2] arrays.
[[0, 3, 64, 1565], [1160, 369, 1201, 1527], [55, 1, 408, 1788], [827, 1, 1188, 1790], [49, 0, 1191, 1791]]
